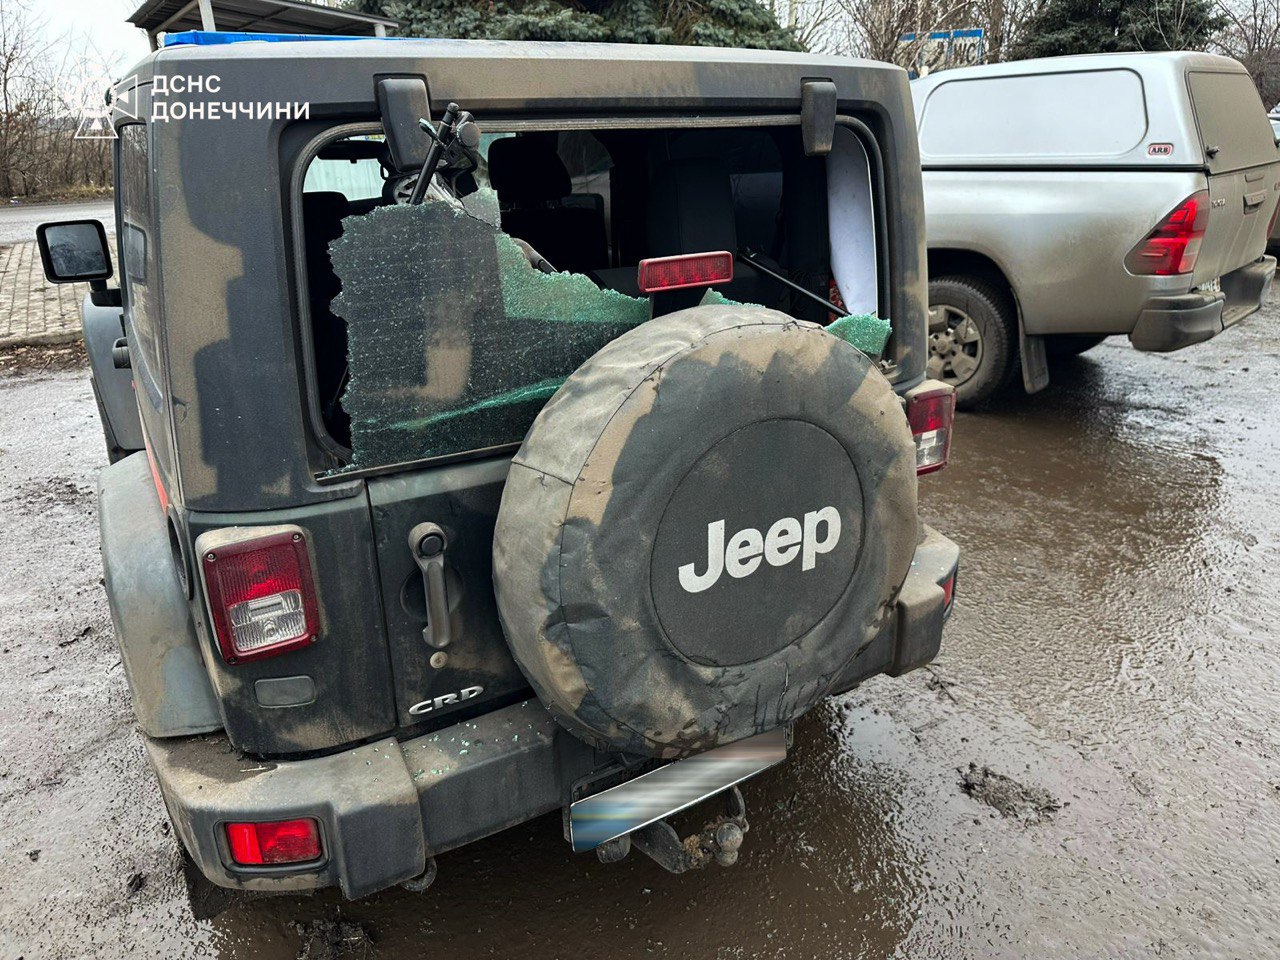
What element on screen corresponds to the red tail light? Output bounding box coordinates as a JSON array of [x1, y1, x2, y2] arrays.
[[637, 251, 733, 293], [1125, 191, 1209, 276], [226, 819, 322, 866], [940, 569, 957, 617], [198, 526, 320, 664], [906, 385, 956, 476]]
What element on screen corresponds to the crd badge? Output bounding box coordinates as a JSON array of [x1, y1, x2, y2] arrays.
[[409, 685, 484, 716]]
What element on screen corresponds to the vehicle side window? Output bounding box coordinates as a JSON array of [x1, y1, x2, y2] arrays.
[[918, 70, 1147, 160], [118, 124, 161, 379]]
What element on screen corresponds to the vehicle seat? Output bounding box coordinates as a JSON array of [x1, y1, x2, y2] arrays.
[[488, 136, 608, 274], [594, 158, 762, 303]]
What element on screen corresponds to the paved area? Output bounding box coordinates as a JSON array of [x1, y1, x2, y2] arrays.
[[0, 241, 102, 346], [0, 290, 1278, 958], [0, 200, 117, 347], [0, 199, 115, 245]]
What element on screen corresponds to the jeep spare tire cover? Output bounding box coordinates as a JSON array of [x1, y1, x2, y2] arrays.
[[493, 305, 917, 757]]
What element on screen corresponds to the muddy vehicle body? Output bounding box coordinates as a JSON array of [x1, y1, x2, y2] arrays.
[[38, 34, 959, 899], [914, 53, 1280, 406]]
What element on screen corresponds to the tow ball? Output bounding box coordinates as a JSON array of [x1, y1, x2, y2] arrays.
[[595, 786, 750, 874]]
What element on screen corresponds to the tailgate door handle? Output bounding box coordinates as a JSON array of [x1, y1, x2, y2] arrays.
[[408, 522, 451, 649], [1244, 189, 1267, 211]]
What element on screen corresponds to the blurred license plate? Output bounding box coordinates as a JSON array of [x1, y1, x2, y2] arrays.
[[569, 728, 787, 852]]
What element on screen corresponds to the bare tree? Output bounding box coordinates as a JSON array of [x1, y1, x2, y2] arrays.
[[965, 0, 1047, 62], [1214, 0, 1280, 106], [0, 0, 49, 197], [0, 0, 113, 200], [803, 0, 1045, 68], [780, 0, 849, 53]]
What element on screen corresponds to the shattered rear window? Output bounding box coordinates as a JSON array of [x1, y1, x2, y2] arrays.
[[309, 124, 892, 471], [329, 201, 649, 468]]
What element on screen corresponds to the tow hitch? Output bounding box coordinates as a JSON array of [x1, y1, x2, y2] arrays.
[[595, 786, 750, 873], [567, 728, 786, 873]]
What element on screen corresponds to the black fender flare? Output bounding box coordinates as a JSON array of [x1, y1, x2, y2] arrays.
[[100, 453, 222, 737]]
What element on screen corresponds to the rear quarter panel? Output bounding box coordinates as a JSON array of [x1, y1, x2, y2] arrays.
[[924, 169, 1207, 335]]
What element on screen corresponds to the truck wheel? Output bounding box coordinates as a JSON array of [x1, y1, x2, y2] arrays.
[[927, 276, 1017, 408], [493, 304, 918, 758], [1045, 334, 1107, 357]]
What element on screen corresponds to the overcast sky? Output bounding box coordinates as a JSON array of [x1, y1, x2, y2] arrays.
[[39, 0, 152, 73]]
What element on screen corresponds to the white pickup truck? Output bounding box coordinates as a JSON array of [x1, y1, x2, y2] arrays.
[[914, 52, 1279, 406]]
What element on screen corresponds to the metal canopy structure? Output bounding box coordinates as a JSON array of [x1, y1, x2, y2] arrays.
[[129, 0, 399, 49]]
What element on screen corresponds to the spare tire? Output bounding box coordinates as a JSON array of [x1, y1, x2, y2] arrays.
[[493, 304, 917, 758]]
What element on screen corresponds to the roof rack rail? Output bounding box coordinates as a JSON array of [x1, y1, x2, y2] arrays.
[[129, 0, 399, 51]]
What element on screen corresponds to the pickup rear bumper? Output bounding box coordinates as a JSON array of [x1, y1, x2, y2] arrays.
[[1130, 256, 1275, 352], [147, 525, 960, 900]]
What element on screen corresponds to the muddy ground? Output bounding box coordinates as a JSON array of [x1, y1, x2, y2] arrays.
[[1, 291, 1278, 959]]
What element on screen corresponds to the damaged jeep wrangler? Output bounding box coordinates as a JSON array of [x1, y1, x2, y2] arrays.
[[37, 33, 960, 898]]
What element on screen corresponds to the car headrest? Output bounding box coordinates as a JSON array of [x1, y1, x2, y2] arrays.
[[488, 135, 572, 203], [317, 139, 387, 162], [302, 191, 351, 243], [646, 158, 737, 258]]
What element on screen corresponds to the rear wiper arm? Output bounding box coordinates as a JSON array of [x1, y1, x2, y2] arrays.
[[737, 248, 849, 318]]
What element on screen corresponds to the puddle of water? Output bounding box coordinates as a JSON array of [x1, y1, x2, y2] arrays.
[[4, 293, 1280, 958]]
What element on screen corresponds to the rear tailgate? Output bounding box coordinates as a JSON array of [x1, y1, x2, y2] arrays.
[[368, 462, 532, 731], [1186, 70, 1280, 285]]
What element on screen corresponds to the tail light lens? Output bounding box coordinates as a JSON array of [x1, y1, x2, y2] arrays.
[[198, 526, 320, 664], [637, 251, 733, 293], [226, 819, 322, 866], [1125, 191, 1209, 276], [940, 569, 957, 617], [907, 384, 956, 476]]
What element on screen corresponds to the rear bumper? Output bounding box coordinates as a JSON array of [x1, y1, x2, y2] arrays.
[[833, 522, 959, 688], [149, 525, 960, 900], [147, 701, 588, 899], [1130, 256, 1275, 352]]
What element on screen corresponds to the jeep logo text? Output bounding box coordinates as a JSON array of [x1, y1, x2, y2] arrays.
[[678, 507, 841, 594]]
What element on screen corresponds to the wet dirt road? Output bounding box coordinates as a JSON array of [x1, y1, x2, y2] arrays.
[[2, 294, 1278, 959]]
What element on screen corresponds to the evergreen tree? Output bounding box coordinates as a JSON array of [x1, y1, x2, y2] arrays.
[[1013, 0, 1221, 60], [348, 0, 803, 50]]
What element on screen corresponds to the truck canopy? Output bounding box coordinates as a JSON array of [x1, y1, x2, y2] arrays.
[[912, 51, 1272, 173]]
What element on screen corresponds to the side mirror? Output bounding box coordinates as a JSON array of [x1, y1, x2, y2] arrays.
[[376, 77, 432, 173], [36, 219, 113, 284]]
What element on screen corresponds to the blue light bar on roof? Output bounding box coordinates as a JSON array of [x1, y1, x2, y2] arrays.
[[163, 30, 402, 47]]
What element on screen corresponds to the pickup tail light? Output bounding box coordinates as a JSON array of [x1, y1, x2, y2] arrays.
[[226, 819, 322, 866], [907, 385, 956, 476], [637, 251, 733, 293], [941, 568, 957, 618], [1125, 191, 1209, 276], [199, 526, 320, 664]]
